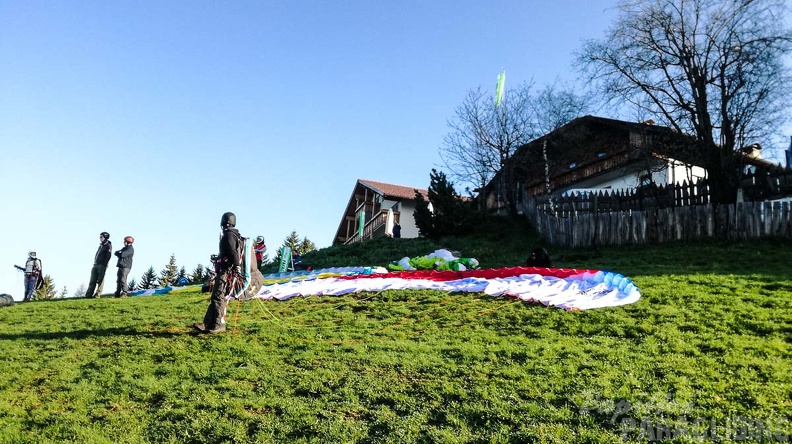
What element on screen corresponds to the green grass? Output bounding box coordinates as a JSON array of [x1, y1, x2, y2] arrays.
[[1, 218, 790, 443]]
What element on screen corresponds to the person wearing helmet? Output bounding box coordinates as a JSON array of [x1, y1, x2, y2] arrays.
[[86, 232, 113, 298], [194, 212, 242, 334], [18, 251, 42, 301], [113, 236, 135, 298], [253, 235, 267, 270]]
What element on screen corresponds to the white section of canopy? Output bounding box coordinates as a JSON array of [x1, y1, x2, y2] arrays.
[[253, 272, 640, 310]]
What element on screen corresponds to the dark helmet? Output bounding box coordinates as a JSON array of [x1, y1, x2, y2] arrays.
[[221, 212, 236, 227], [100, 232, 110, 240]]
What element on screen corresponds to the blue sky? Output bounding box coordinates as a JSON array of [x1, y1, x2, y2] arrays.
[[1, 1, 787, 299]]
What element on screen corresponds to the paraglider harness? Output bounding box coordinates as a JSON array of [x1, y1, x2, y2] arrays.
[[210, 234, 253, 301]]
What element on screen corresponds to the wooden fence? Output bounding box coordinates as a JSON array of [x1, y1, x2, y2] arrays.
[[525, 199, 792, 247], [535, 180, 710, 215]]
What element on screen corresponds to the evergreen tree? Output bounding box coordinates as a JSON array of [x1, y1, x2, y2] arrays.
[[177, 266, 187, 283], [33, 275, 57, 300], [283, 230, 301, 252], [127, 278, 138, 292], [263, 231, 317, 273], [298, 238, 316, 255], [190, 264, 205, 284], [269, 230, 316, 267], [73, 284, 87, 298], [58, 286, 68, 299], [414, 169, 478, 239], [158, 254, 178, 287], [139, 266, 157, 289], [277, 230, 316, 255]]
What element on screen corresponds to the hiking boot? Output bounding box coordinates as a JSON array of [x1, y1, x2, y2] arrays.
[[192, 323, 207, 333], [206, 324, 226, 334]]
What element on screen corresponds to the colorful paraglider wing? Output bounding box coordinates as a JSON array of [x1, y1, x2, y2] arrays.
[[253, 266, 640, 311]]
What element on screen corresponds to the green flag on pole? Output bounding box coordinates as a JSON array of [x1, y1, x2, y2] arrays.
[[358, 210, 364, 239], [278, 246, 292, 272], [494, 70, 505, 107]]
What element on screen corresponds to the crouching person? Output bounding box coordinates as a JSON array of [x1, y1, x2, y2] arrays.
[[194, 212, 242, 335]]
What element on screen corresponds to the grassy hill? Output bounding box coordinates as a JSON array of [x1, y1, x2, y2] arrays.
[[1, 218, 790, 443]]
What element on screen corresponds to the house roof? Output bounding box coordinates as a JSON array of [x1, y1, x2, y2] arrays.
[[359, 179, 428, 200], [488, 115, 785, 196], [503, 115, 680, 186]]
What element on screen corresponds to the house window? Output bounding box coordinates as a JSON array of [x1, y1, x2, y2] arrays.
[[597, 152, 606, 158], [569, 162, 577, 169], [639, 174, 653, 187]]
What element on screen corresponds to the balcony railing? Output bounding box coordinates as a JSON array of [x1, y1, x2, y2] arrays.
[[344, 209, 396, 244]]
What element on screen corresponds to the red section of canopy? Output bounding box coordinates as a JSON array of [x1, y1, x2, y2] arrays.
[[335, 267, 595, 282]]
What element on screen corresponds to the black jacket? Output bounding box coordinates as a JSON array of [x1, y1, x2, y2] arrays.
[[95, 241, 113, 266], [218, 227, 242, 269], [115, 245, 134, 269]]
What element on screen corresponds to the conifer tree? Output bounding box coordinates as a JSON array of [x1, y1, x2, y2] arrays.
[[191, 264, 205, 283], [158, 254, 178, 287], [270, 230, 314, 267], [259, 252, 270, 267], [58, 286, 68, 299], [33, 275, 57, 300], [277, 230, 316, 255], [127, 278, 138, 292], [298, 238, 316, 255], [283, 230, 301, 252], [177, 266, 187, 283], [139, 266, 157, 289], [414, 169, 477, 238]]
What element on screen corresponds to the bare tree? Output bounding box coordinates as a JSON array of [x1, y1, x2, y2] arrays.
[[440, 83, 537, 216], [578, 0, 792, 204], [73, 284, 87, 298], [533, 82, 593, 196], [534, 82, 593, 134]]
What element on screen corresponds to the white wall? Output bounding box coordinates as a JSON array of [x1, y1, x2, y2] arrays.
[[398, 200, 421, 238], [558, 158, 706, 194]]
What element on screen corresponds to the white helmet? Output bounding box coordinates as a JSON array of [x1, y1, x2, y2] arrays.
[[256, 236, 265, 243], [28, 251, 36, 258]]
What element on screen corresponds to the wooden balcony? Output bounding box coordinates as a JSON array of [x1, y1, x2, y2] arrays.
[[343, 209, 398, 244]]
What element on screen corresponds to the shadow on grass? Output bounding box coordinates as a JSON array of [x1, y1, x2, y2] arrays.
[[0, 327, 186, 341]]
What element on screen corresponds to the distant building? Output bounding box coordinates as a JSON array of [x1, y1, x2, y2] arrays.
[[480, 115, 782, 212], [333, 179, 428, 245]]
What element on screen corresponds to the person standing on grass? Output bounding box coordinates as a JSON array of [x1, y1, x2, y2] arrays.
[[17, 251, 42, 301], [114, 236, 135, 298], [194, 212, 242, 335], [86, 232, 113, 298], [254, 236, 267, 270]]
